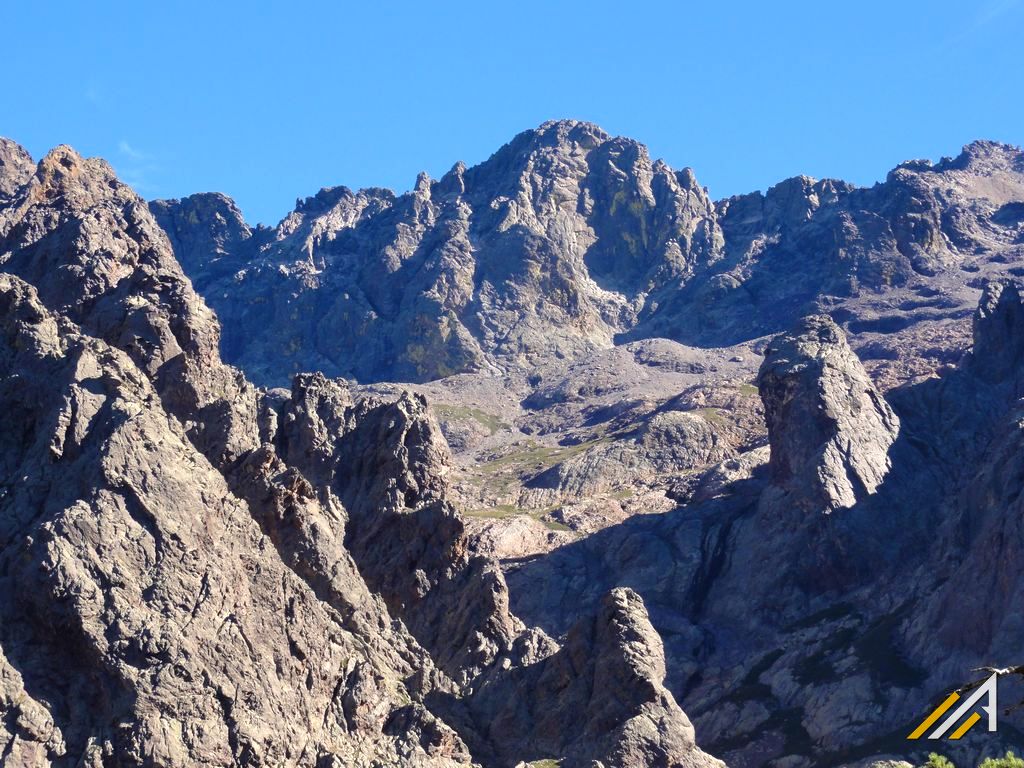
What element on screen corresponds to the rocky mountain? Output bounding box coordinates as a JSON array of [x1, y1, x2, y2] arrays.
[[149, 122, 1024, 559], [2, 123, 1024, 768], [0, 140, 720, 767], [151, 121, 1023, 390], [507, 286, 1024, 766]]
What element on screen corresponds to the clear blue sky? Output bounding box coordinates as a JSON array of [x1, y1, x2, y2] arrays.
[[5, 1, 1023, 225]]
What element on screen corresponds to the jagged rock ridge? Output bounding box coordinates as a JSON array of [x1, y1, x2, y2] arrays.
[[0, 140, 722, 767], [506, 281, 1024, 766], [4, 124, 1024, 768], [151, 122, 1024, 387]]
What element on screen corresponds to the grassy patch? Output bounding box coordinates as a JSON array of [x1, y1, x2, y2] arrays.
[[738, 383, 760, 397], [693, 407, 726, 425], [528, 761, 561, 768], [464, 505, 572, 532], [477, 437, 609, 475], [464, 505, 520, 520], [433, 404, 510, 435], [536, 515, 571, 532], [464, 436, 611, 503]]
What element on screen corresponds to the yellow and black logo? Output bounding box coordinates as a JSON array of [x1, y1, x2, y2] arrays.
[[908, 673, 999, 741]]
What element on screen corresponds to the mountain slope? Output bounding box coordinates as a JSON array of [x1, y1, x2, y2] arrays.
[[0, 140, 723, 767], [4, 127, 1024, 767], [153, 122, 1024, 389]]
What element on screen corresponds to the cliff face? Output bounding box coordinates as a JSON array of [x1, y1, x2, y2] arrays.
[[0, 140, 723, 767], [3, 125, 1024, 768], [152, 123, 1024, 389], [507, 282, 1024, 767], [150, 120, 725, 385], [757, 314, 900, 512]]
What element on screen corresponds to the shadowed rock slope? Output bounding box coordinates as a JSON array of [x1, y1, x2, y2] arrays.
[[6, 127, 1024, 768], [147, 124, 1024, 557], [508, 282, 1024, 767]]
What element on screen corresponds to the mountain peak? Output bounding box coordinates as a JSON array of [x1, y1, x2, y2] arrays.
[[927, 139, 1024, 174], [534, 118, 611, 140], [497, 119, 613, 160], [0, 137, 34, 197]]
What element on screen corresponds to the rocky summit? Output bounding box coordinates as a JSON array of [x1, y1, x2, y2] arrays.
[[1, 124, 1024, 767]]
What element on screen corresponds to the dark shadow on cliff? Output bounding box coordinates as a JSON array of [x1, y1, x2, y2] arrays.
[[503, 344, 1023, 764]]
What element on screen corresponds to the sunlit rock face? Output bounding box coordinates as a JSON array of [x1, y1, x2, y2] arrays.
[[758, 314, 900, 513], [0, 136, 725, 767]]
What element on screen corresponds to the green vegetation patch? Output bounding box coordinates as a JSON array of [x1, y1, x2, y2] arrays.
[[693, 407, 726, 425], [477, 437, 609, 476], [464, 505, 520, 520], [433, 403, 511, 435], [535, 515, 571, 532]]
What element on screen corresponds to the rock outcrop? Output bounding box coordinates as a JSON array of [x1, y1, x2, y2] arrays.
[[269, 374, 543, 682], [465, 588, 725, 768], [5, 124, 1024, 767], [152, 126, 1024, 389], [151, 120, 726, 384], [149, 193, 257, 286], [507, 283, 1024, 767], [0, 274, 468, 766], [0, 138, 34, 198], [971, 279, 1024, 386], [0, 138, 722, 767], [758, 314, 900, 512]]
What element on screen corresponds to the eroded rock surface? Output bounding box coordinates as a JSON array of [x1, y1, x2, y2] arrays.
[[758, 315, 900, 512], [506, 291, 1024, 767], [147, 124, 1024, 552], [6, 125, 1024, 767], [0, 138, 720, 767]]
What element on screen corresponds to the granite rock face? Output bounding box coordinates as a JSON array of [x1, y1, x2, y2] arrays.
[[154, 125, 1024, 391], [971, 278, 1024, 386], [465, 588, 726, 768], [147, 124, 1024, 559], [153, 121, 725, 385], [0, 140, 721, 766], [0, 273, 468, 767], [6, 125, 1024, 768], [758, 314, 900, 512], [506, 287, 1024, 767], [0, 138, 34, 198]]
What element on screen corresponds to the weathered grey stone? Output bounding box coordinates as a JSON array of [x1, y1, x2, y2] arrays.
[[146, 128, 1024, 386], [7, 125, 1024, 768], [0, 137, 720, 768], [758, 314, 900, 512], [0, 274, 470, 766], [463, 588, 724, 768], [0, 138, 34, 198]]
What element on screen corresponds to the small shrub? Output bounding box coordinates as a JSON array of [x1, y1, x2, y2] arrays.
[[980, 752, 1024, 768]]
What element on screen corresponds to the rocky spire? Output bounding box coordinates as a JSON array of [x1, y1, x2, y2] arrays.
[[0, 138, 34, 199], [971, 279, 1024, 385], [758, 314, 900, 512]]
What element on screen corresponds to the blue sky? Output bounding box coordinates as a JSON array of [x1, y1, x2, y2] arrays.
[[5, 1, 1023, 225]]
